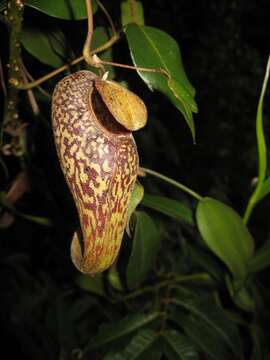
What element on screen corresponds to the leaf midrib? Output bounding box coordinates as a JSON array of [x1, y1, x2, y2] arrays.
[[137, 25, 170, 74], [86, 313, 159, 350], [172, 299, 240, 358]]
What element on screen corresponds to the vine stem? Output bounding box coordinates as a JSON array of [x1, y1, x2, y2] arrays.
[[139, 167, 202, 201], [0, 57, 7, 96], [16, 34, 119, 90], [83, 0, 95, 66], [243, 55, 270, 224], [2, 0, 25, 153], [15, 0, 167, 90], [97, 0, 117, 36], [129, 0, 137, 23], [93, 56, 169, 76], [112, 273, 210, 303]]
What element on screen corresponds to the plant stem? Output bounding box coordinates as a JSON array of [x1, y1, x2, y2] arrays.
[[129, 0, 139, 24], [243, 197, 256, 225], [2, 0, 24, 151], [94, 57, 168, 76], [16, 34, 119, 90], [97, 0, 117, 36], [243, 55, 270, 224], [0, 57, 7, 96], [140, 167, 202, 201], [83, 0, 95, 66], [112, 273, 210, 303]]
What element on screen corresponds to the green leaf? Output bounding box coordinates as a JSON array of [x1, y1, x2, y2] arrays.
[[186, 244, 223, 281], [249, 325, 269, 360], [121, 0, 145, 26], [257, 177, 270, 202], [243, 56, 270, 223], [103, 353, 125, 360], [126, 211, 161, 289], [25, 0, 97, 20], [172, 291, 243, 360], [141, 193, 194, 226], [107, 266, 124, 292], [182, 316, 234, 360], [121, 329, 158, 359], [76, 273, 105, 297], [21, 26, 68, 68], [126, 24, 195, 95], [248, 240, 270, 273], [163, 330, 199, 360], [168, 77, 198, 113], [125, 24, 197, 140], [126, 182, 144, 237], [18, 213, 52, 227], [226, 276, 256, 312], [84, 313, 160, 352], [196, 197, 255, 279], [104, 329, 158, 360], [255, 56, 270, 190]]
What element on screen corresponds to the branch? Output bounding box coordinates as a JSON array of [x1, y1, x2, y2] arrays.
[[92, 56, 169, 77], [97, 0, 117, 36], [3, 0, 25, 139], [111, 273, 210, 303], [0, 57, 7, 97], [140, 167, 202, 201], [83, 0, 95, 66], [15, 33, 119, 90]]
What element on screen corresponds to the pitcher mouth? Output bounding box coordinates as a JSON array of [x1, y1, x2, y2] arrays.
[[89, 86, 131, 137]]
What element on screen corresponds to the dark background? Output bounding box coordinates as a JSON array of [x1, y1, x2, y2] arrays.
[[1, 0, 270, 358]]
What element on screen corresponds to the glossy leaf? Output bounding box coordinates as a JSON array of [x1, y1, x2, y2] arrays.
[[248, 240, 270, 273], [126, 211, 161, 289], [125, 24, 197, 140], [196, 197, 255, 279], [21, 26, 67, 68], [104, 329, 158, 360], [141, 193, 194, 226], [126, 24, 195, 95], [84, 313, 159, 351], [226, 276, 255, 312], [182, 316, 233, 360], [121, 0, 145, 26], [126, 182, 144, 237], [25, 0, 97, 20], [172, 291, 243, 359], [120, 329, 158, 359], [168, 78, 198, 113], [163, 330, 199, 360]]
